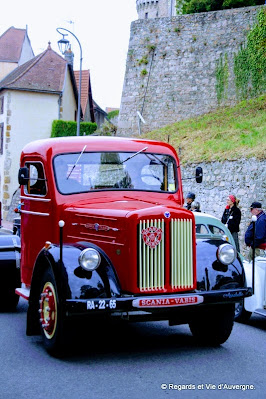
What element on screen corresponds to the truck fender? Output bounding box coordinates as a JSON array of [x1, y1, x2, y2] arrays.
[[27, 242, 121, 335]]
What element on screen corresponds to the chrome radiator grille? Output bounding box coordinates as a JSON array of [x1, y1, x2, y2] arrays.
[[138, 219, 165, 291], [170, 219, 194, 289], [138, 218, 194, 292]]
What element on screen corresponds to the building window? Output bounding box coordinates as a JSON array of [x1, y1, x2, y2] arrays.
[[0, 123, 4, 155], [145, 12, 148, 19], [0, 97, 4, 114]]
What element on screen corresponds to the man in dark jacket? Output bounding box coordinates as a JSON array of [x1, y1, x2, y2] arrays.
[[245, 202, 266, 258], [185, 192, 195, 210]]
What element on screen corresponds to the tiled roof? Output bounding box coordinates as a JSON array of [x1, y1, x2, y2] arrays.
[[74, 69, 91, 114], [0, 43, 68, 93], [0, 27, 27, 62], [74, 69, 94, 121]]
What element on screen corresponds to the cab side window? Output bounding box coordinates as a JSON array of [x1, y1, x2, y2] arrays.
[[25, 162, 47, 196]]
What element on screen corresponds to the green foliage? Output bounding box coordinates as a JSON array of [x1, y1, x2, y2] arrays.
[[95, 121, 117, 136], [222, 0, 262, 8], [107, 110, 119, 119], [51, 120, 97, 138], [137, 55, 149, 66], [182, 0, 223, 14], [234, 8, 266, 99], [215, 53, 229, 104], [141, 69, 148, 76], [147, 44, 156, 52], [142, 95, 266, 163], [180, 0, 264, 14]]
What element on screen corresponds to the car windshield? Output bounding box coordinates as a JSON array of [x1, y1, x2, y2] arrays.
[[53, 151, 177, 194]]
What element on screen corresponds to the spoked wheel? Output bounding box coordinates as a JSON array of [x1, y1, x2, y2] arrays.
[[39, 268, 64, 355]]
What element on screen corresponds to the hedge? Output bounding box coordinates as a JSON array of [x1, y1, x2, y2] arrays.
[[51, 120, 97, 138]]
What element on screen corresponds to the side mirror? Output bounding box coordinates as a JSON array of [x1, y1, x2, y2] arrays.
[[196, 167, 203, 183], [18, 167, 29, 185]]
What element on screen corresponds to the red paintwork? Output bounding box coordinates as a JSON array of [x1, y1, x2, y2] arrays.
[[19, 136, 196, 294]]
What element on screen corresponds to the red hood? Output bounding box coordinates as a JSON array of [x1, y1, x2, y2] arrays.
[[63, 193, 190, 220]]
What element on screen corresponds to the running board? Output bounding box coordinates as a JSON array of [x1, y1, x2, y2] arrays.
[[15, 286, 30, 300], [254, 308, 266, 318]]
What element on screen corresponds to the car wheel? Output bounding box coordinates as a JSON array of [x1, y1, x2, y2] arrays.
[[39, 267, 65, 355], [234, 300, 252, 322], [189, 304, 235, 345]]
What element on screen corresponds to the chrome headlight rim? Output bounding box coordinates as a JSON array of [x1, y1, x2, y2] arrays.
[[217, 243, 236, 265], [78, 248, 101, 271]]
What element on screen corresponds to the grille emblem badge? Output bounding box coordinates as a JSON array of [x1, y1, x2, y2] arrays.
[[142, 226, 163, 249]]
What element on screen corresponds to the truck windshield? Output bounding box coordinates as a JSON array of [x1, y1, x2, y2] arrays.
[[54, 152, 177, 194]]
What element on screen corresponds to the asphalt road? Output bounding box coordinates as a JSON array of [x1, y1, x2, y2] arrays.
[[0, 298, 265, 399]]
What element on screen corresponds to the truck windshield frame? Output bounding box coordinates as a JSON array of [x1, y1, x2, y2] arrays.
[[53, 151, 178, 195]]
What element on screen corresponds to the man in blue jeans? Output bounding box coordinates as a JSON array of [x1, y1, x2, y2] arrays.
[[245, 201, 266, 259]]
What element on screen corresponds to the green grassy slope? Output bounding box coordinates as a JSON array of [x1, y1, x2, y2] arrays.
[[142, 95, 266, 164]]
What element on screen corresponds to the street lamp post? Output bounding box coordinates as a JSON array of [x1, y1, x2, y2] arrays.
[[56, 28, 83, 136]]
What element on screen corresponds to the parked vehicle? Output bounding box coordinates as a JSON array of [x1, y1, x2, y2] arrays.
[[235, 256, 266, 321], [0, 136, 251, 354], [0, 232, 20, 310], [194, 213, 236, 246]]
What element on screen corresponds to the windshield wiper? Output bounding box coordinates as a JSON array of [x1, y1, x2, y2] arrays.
[[67, 145, 87, 179], [122, 146, 148, 164]]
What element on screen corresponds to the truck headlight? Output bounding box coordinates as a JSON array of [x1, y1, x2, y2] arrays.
[[78, 248, 101, 271], [217, 243, 236, 265]]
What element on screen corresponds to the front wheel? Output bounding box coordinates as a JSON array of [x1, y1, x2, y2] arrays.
[[39, 267, 65, 355], [189, 305, 235, 346]]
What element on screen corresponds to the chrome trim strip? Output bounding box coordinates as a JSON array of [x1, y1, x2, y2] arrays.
[[20, 196, 51, 202], [67, 235, 124, 246], [20, 210, 50, 216]]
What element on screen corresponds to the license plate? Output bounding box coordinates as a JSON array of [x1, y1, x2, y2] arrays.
[[86, 299, 117, 311], [132, 295, 203, 308]]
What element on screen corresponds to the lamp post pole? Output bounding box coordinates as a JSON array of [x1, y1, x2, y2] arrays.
[[56, 28, 83, 136]]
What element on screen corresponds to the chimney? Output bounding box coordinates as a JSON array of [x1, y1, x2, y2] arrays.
[[64, 46, 74, 66]]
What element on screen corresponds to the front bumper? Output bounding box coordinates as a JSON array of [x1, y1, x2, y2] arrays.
[[65, 287, 252, 318]]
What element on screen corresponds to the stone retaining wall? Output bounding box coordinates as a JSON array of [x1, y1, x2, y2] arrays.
[[182, 158, 266, 254], [118, 6, 263, 136]]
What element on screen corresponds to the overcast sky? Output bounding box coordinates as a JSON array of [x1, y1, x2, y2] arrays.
[[0, 0, 138, 110]]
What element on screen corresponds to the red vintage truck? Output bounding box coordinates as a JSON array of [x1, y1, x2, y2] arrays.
[[0, 136, 251, 354]]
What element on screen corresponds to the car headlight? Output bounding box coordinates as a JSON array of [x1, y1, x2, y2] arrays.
[[78, 248, 101, 271], [217, 243, 236, 265]]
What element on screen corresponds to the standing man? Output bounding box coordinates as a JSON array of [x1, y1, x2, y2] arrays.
[[245, 202, 266, 259], [185, 192, 196, 210]]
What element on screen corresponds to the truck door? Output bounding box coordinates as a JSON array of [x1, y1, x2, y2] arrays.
[[20, 161, 53, 286]]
